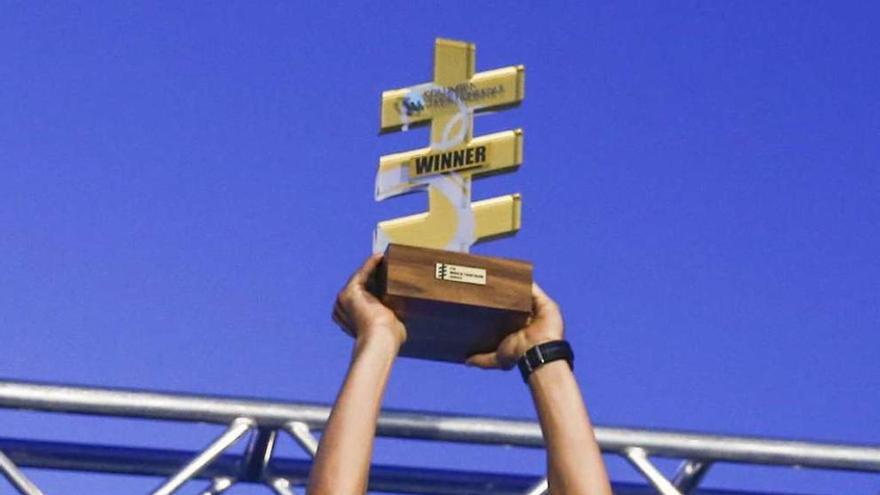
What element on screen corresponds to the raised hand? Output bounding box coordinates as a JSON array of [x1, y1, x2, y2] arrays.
[[466, 283, 564, 370], [332, 253, 406, 346]]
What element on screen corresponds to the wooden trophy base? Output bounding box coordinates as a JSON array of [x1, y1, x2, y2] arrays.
[[374, 243, 533, 363]]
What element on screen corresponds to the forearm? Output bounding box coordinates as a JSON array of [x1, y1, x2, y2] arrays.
[[529, 361, 612, 495], [307, 333, 399, 495]]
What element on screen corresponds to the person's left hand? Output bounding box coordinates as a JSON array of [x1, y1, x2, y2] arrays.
[[332, 254, 407, 346], [466, 283, 563, 370]]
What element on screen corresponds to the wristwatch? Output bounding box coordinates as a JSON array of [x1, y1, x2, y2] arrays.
[[517, 340, 574, 383]]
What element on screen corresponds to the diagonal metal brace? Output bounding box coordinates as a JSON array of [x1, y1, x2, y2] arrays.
[[198, 476, 234, 495], [673, 459, 712, 494], [268, 477, 298, 495], [624, 447, 684, 495], [283, 421, 319, 458], [523, 476, 548, 495], [0, 450, 44, 495], [240, 428, 277, 482], [152, 417, 254, 495]]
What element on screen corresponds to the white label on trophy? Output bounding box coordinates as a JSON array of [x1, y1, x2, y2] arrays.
[[435, 262, 487, 286]]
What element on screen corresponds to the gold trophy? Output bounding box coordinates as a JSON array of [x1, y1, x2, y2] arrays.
[[373, 38, 532, 363]]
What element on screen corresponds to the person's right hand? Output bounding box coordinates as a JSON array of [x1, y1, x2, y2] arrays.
[[466, 283, 564, 370], [332, 254, 407, 347]]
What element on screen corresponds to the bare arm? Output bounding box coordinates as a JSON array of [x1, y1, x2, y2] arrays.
[[529, 359, 611, 494], [467, 284, 612, 495], [307, 254, 406, 495]]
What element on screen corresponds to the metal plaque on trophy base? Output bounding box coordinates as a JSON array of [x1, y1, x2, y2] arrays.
[[376, 244, 532, 363]]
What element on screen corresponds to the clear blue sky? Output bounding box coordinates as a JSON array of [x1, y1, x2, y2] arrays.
[[1, 2, 878, 493]]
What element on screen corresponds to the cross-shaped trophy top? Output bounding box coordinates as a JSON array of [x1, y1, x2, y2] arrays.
[[375, 38, 526, 254], [380, 38, 524, 137]]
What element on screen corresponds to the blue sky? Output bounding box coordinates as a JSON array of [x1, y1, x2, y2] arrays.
[[1, 2, 878, 493]]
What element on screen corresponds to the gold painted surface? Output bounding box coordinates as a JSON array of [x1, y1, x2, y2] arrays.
[[377, 191, 522, 248], [380, 66, 525, 133], [407, 142, 490, 179], [374, 38, 525, 253], [376, 187, 460, 249], [434, 38, 473, 85], [378, 130, 522, 183], [473, 194, 521, 243]]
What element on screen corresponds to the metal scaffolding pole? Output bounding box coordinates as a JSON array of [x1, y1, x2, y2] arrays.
[[1, 379, 878, 473], [0, 378, 879, 494], [0, 436, 788, 495]]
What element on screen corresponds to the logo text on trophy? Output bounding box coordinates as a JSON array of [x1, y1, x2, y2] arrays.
[[374, 38, 525, 253]]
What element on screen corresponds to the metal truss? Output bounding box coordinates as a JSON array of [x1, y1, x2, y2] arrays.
[[0, 379, 878, 494]]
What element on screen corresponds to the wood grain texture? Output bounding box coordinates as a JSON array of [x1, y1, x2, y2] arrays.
[[376, 244, 533, 363]]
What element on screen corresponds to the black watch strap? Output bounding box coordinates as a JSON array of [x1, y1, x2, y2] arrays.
[[517, 340, 574, 383]]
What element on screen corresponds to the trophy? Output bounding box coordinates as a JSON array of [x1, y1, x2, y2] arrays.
[[372, 38, 532, 363]]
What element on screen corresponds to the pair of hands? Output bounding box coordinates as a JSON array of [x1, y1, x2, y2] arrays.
[[332, 254, 564, 369]]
